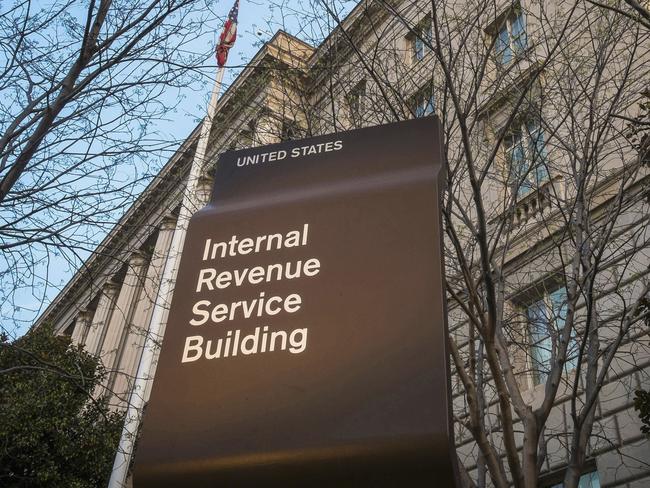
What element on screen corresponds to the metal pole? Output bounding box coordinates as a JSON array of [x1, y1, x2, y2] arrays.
[[108, 65, 225, 488]]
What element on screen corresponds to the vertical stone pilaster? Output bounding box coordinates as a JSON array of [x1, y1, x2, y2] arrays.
[[112, 216, 177, 409], [143, 218, 180, 403], [84, 282, 120, 356], [98, 251, 149, 397], [143, 285, 174, 404], [70, 309, 93, 347]]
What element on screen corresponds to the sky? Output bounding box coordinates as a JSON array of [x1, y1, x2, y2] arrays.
[[4, 0, 355, 336], [154, 0, 306, 145]]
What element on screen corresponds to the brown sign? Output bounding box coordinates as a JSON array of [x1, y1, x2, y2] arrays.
[[134, 118, 457, 487]]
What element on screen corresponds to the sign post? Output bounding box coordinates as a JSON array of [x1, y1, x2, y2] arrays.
[[134, 117, 458, 487]]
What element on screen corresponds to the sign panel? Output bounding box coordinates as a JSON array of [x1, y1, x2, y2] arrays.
[[134, 118, 457, 486]]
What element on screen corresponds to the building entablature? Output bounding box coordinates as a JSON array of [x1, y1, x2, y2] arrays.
[[39, 31, 314, 335]]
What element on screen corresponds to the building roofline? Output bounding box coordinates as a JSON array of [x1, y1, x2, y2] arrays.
[[35, 31, 315, 330], [308, 0, 377, 66], [34, 124, 201, 330], [215, 30, 314, 114]]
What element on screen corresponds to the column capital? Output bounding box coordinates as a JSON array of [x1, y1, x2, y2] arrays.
[[128, 250, 149, 267], [71, 308, 93, 346], [77, 308, 93, 323], [103, 280, 121, 294], [196, 174, 214, 207], [160, 214, 178, 231], [198, 172, 214, 186]]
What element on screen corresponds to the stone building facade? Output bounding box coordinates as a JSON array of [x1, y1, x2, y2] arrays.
[[36, 0, 649, 486]]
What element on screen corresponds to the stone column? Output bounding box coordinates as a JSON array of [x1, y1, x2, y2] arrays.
[[98, 251, 149, 394], [143, 288, 174, 404], [84, 282, 120, 356], [142, 219, 180, 403], [70, 309, 93, 347], [112, 216, 177, 409]]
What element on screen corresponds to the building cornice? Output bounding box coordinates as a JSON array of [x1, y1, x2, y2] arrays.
[[36, 31, 315, 331], [35, 127, 200, 330]]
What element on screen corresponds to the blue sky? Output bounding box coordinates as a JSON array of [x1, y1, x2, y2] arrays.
[[5, 0, 276, 335], [5, 0, 355, 336], [154, 0, 303, 145]]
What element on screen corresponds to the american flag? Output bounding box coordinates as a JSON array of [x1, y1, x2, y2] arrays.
[[216, 0, 239, 67]]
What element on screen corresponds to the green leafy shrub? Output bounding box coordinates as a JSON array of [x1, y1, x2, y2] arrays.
[[0, 325, 124, 487]]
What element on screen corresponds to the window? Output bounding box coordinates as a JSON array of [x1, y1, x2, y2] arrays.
[[504, 119, 549, 197], [346, 80, 366, 126], [526, 287, 578, 386], [548, 470, 601, 488], [411, 84, 435, 118], [409, 17, 432, 63], [494, 10, 527, 65]]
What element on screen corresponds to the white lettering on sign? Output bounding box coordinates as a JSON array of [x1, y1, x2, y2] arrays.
[[182, 223, 319, 364], [236, 140, 343, 167], [181, 327, 308, 363], [201, 224, 309, 261]]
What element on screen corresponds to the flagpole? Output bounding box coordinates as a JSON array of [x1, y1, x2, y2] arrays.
[[108, 64, 226, 488]]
